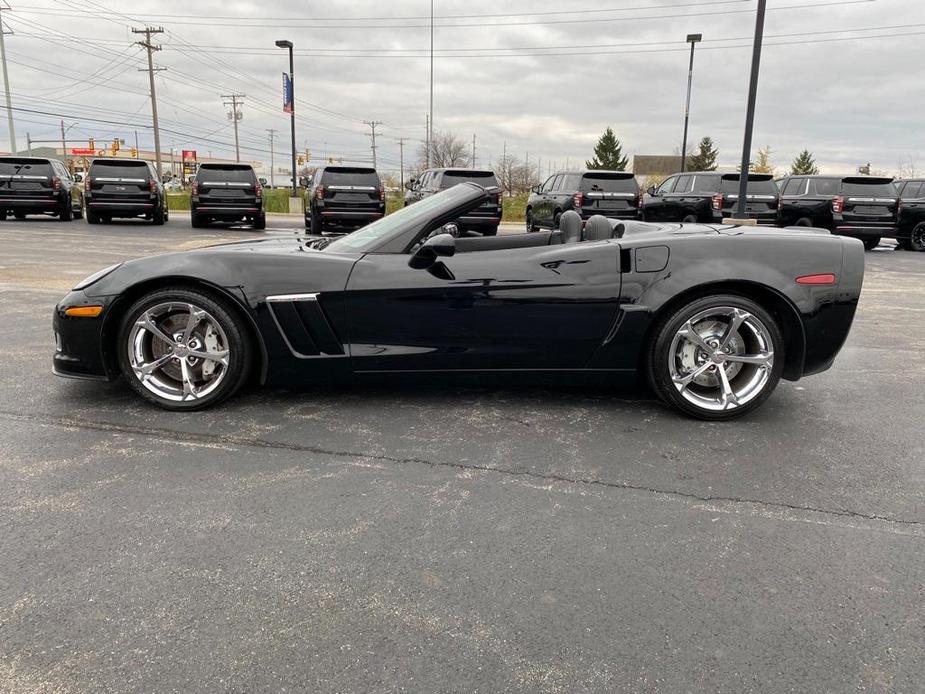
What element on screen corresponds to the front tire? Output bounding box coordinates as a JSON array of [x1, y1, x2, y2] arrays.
[[117, 288, 253, 411], [647, 294, 784, 420], [863, 236, 881, 251], [526, 208, 538, 232], [910, 224, 925, 252]]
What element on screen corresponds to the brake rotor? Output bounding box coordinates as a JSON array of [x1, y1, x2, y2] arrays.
[[678, 319, 745, 387]]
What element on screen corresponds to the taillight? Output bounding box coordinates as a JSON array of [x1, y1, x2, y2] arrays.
[[378, 185, 385, 202], [84, 176, 91, 193], [711, 193, 724, 210], [572, 192, 584, 208], [254, 181, 263, 197], [148, 179, 157, 194], [496, 191, 502, 206], [51, 176, 61, 192], [796, 273, 837, 285], [315, 185, 325, 200], [832, 196, 845, 214], [191, 180, 199, 195]]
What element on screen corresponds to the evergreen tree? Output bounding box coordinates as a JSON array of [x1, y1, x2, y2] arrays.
[[687, 136, 718, 171], [790, 149, 820, 175], [586, 127, 628, 171]]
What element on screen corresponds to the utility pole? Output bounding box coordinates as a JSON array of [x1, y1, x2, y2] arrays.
[[0, 3, 16, 154], [132, 26, 165, 176], [429, 0, 434, 167], [60, 120, 67, 171], [471, 133, 476, 168], [266, 128, 277, 187], [396, 137, 407, 191], [502, 140, 507, 196], [425, 114, 430, 167], [222, 93, 245, 162], [364, 120, 382, 168], [735, 0, 767, 219]]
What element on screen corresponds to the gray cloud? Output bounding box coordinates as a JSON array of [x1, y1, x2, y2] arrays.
[[3, 0, 922, 176]]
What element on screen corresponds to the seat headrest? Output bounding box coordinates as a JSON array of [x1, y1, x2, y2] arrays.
[[583, 215, 614, 241], [559, 210, 582, 243]]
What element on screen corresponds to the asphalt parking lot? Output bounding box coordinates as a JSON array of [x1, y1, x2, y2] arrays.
[[1, 214, 923, 692]]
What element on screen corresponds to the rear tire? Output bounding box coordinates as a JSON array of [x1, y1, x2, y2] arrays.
[[647, 293, 784, 421], [86, 209, 100, 224], [481, 224, 498, 237], [553, 210, 562, 230], [309, 209, 323, 234], [117, 287, 254, 411], [682, 214, 698, 224], [152, 203, 165, 226], [863, 237, 881, 251], [191, 211, 204, 228], [58, 197, 73, 222], [253, 213, 266, 230], [794, 217, 814, 227], [0, 209, 6, 221], [526, 208, 538, 232], [910, 224, 925, 252]]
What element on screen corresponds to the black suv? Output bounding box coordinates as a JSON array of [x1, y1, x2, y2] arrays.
[[895, 179, 925, 252], [305, 166, 384, 234], [84, 158, 167, 225], [405, 168, 501, 235], [640, 172, 779, 225], [0, 156, 83, 221], [776, 175, 898, 250], [526, 170, 639, 231], [191, 163, 265, 229]]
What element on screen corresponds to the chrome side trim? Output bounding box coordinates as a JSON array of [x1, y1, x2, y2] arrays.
[[265, 293, 319, 303]]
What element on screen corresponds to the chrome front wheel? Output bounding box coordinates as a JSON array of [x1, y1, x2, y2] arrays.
[[118, 289, 252, 410]]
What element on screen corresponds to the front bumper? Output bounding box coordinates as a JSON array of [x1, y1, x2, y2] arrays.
[[52, 291, 115, 381]]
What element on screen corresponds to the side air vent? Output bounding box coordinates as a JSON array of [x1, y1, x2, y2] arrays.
[[266, 293, 344, 358]]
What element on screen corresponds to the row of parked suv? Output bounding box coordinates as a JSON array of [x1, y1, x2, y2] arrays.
[[0, 156, 266, 228], [525, 169, 925, 251]]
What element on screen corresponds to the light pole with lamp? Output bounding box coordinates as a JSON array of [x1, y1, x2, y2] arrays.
[[679, 33, 702, 174], [275, 39, 297, 199]]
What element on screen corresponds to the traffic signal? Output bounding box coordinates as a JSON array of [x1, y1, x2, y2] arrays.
[[88, 138, 95, 149], [130, 147, 138, 158], [110, 138, 120, 155], [297, 155, 305, 165]]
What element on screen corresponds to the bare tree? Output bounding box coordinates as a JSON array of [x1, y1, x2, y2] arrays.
[[494, 153, 541, 196], [416, 130, 470, 169], [898, 155, 919, 178]]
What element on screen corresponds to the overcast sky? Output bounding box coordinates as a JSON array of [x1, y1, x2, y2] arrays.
[[3, 0, 923, 177]]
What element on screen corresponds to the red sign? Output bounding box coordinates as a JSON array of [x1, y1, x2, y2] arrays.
[[70, 148, 96, 156], [182, 149, 197, 162]]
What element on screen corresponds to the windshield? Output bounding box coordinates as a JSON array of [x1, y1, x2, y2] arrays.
[[0, 159, 53, 177], [440, 171, 497, 188], [843, 182, 896, 197], [321, 168, 380, 187], [579, 173, 637, 193], [324, 184, 481, 254], [197, 165, 256, 182]]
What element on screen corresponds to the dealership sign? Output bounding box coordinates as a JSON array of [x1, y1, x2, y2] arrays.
[[69, 148, 96, 156]]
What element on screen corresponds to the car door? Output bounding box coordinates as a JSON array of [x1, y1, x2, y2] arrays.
[[778, 177, 807, 226], [665, 175, 692, 221], [539, 174, 559, 226], [643, 176, 676, 221], [341, 239, 623, 372], [534, 175, 555, 227]]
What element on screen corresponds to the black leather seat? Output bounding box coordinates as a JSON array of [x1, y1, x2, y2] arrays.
[[559, 210, 582, 243], [582, 215, 614, 241]]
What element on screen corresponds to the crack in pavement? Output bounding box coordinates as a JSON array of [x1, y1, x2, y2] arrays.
[[1, 409, 922, 530]]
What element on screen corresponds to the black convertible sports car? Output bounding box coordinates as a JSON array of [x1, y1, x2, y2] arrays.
[[53, 183, 864, 420]]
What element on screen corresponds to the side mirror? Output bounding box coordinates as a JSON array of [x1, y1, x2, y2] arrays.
[[298, 176, 310, 188], [405, 178, 416, 190], [409, 233, 456, 270], [73, 173, 83, 183], [647, 185, 657, 196], [531, 185, 542, 194]]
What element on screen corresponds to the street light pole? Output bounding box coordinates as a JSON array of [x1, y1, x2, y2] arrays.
[[680, 33, 702, 174], [276, 39, 297, 197], [736, 0, 767, 219]]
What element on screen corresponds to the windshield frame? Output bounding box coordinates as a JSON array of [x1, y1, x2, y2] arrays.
[[323, 182, 489, 254]]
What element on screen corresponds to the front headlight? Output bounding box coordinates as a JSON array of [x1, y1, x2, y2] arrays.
[[73, 263, 122, 290]]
